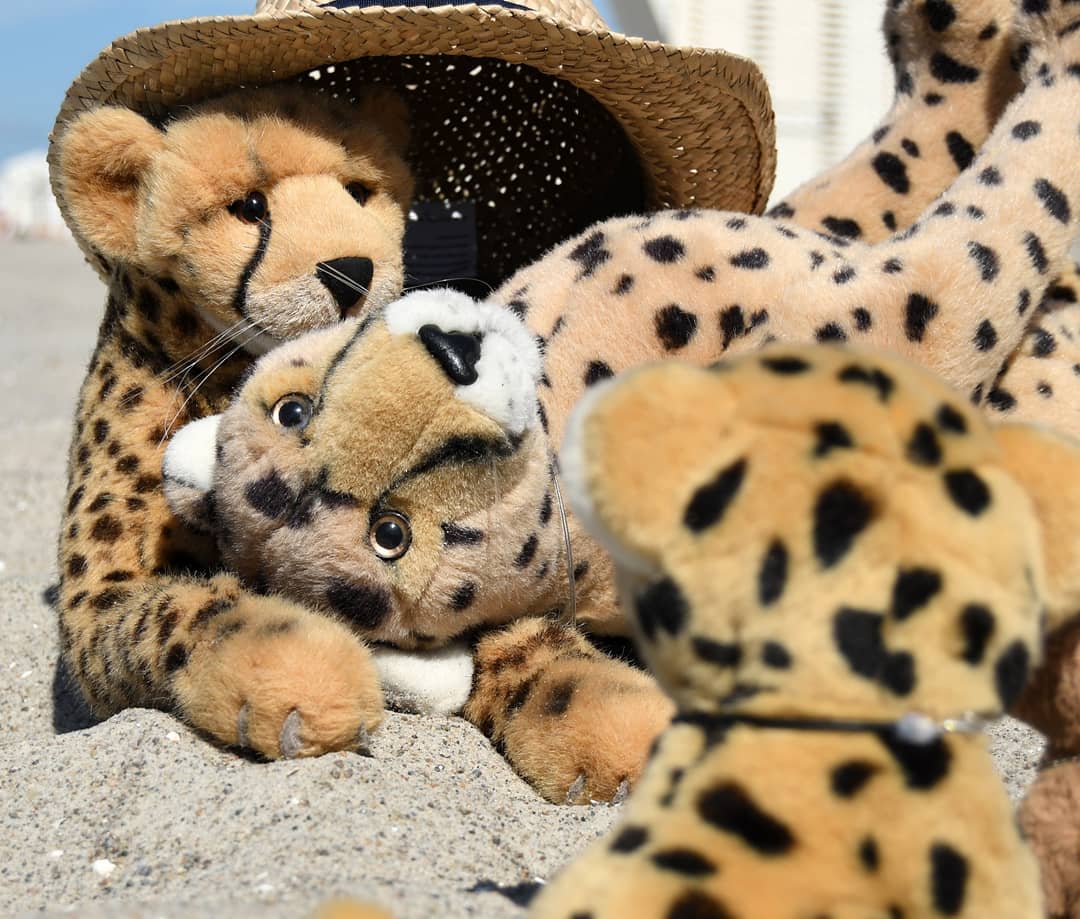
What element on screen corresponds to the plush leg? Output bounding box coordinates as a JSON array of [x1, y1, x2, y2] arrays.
[[465, 617, 674, 803]]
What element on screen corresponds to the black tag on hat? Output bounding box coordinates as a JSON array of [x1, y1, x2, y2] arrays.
[[322, 0, 531, 10], [403, 201, 481, 294]]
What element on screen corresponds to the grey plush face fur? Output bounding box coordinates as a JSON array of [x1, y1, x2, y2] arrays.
[[164, 290, 572, 649]]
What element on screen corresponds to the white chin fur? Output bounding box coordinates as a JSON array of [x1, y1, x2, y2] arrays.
[[163, 414, 222, 493], [384, 289, 541, 435], [370, 641, 474, 716], [559, 380, 659, 579]]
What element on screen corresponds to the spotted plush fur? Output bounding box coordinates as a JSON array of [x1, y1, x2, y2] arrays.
[[533, 337, 1080, 917]]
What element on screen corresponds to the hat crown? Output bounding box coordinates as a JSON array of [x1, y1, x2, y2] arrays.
[[256, 0, 606, 31]]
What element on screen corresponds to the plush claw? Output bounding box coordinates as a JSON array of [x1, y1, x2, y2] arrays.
[[279, 708, 303, 758], [237, 702, 251, 749], [565, 773, 587, 805], [611, 778, 631, 805]]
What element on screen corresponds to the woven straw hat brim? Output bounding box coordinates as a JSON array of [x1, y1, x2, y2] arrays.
[[49, 5, 776, 278]]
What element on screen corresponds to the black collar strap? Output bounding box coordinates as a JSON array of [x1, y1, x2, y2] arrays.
[[677, 710, 988, 747], [321, 0, 533, 10]]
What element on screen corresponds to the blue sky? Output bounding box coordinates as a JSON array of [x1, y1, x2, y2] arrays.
[[0, 0, 618, 161]]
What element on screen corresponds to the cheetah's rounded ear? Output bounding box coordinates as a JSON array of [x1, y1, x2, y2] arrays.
[[560, 362, 739, 572], [995, 423, 1080, 632], [56, 106, 166, 262], [162, 415, 222, 532]]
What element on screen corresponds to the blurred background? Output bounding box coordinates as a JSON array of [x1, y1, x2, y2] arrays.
[[0, 0, 891, 240]]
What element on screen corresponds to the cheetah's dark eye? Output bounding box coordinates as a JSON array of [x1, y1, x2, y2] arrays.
[[270, 394, 313, 430], [370, 512, 411, 561], [228, 190, 268, 224], [346, 182, 373, 205]]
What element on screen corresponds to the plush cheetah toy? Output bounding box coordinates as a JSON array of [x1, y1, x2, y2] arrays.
[[160, 0, 1080, 807], [530, 341, 1080, 919], [53, 82, 414, 753]]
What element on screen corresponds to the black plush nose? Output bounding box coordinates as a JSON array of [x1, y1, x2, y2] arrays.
[[419, 324, 483, 385], [316, 257, 374, 316]]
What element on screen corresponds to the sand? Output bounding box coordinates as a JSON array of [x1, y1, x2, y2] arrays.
[[0, 240, 1046, 918]]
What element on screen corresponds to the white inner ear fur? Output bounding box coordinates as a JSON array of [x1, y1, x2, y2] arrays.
[[370, 641, 474, 716], [384, 288, 541, 435], [163, 414, 222, 494]]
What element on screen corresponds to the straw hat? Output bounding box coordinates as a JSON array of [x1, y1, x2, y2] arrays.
[[49, 0, 776, 287]]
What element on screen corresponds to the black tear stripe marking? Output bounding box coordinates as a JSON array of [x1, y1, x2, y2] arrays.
[[930, 843, 969, 915], [931, 52, 980, 84], [386, 435, 517, 495], [831, 760, 879, 798], [960, 604, 995, 664], [891, 567, 943, 620], [685, 458, 747, 532], [814, 481, 875, 568], [325, 579, 391, 629], [650, 849, 718, 877], [943, 469, 991, 515], [876, 729, 951, 789], [1035, 178, 1071, 223], [758, 540, 788, 606], [636, 577, 689, 640], [231, 214, 272, 317], [905, 294, 940, 343], [697, 782, 796, 855], [872, 152, 910, 194], [995, 640, 1030, 709], [945, 131, 975, 171]]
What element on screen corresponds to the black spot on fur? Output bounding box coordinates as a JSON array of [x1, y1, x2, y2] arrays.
[[883, 210, 897, 231], [613, 274, 635, 295], [882, 652, 916, 695], [719, 305, 746, 349], [931, 52, 980, 84], [892, 568, 943, 620], [872, 152, 910, 194], [326, 580, 391, 629], [1025, 232, 1049, 274], [986, 388, 1017, 411], [815, 422, 854, 457], [685, 459, 747, 531], [967, 242, 999, 282], [822, 217, 862, 239], [514, 534, 539, 568], [610, 825, 649, 853], [904, 294, 940, 342], [831, 760, 879, 798], [696, 266, 716, 282], [697, 782, 795, 855], [651, 849, 717, 877], [442, 522, 484, 546], [544, 678, 576, 716], [816, 323, 847, 343], [655, 305, 698, 351], [759, 540, 788, 606], [944, 469, 991, 515], [978, 166, 1002, 186], [730, 248, 770, 270], [666, 891, 734, 919], [901, 137, 921, 157], [834, 609, 886, 680], [539, 492, 553, 525], [762, 642, 792, 669], [569, 231, 610, 278], [1033, 328, 1058, 356], [852, 308, 873, 330], [768, 202, 795, 219], [930, 843, 969, 915], [960, 604, 995, 665], [859, 836, 881, 871], [1035, 178, 1071, 223], [164, 644, 189, 673], [936, 405, 968, 434], [636, 577, 689, 640], [945, 131, 975, 171], [450, 581, 477, 611], [644, 236, 686, 264], [925, 92, 945, 105], [1012, 120, 1041, 141], [876, 730, 951, 789], [974, 319, 998, 351], [979, 21, 999, 40], [995, 641, 1030, 709], [838, 364, 895, 401], [934, 202, 956, 217], [90, 515, 123, 543], [907, 424, 943, 465], [814, 482, 875, 568], [762, 355, 809, 374], [923, 0, 957, 30], [245, 472, 292, 519], [692, 638, 742, 667]]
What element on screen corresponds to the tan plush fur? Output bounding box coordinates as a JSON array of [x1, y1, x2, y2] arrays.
[[53, 82, 412, 759], [537, 342, 1071, 918]]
